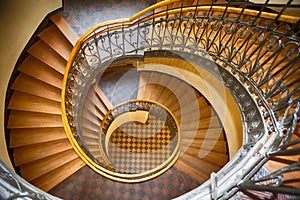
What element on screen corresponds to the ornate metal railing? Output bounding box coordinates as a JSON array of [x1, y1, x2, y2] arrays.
[[61, 0, 300, 199], [0, 160, 61, 200], [95, 100, 180, 182]]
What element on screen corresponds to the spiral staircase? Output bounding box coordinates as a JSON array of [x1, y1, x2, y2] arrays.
[[2, 0, 300, 199]]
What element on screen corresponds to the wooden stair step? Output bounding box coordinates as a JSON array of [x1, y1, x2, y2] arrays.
[[198, 106, 214, 119], [192, 150, 228, 167], [83, 99, 104, 121], [150, 73, 174, 101], [147, 72, 165, 100], [183, 140, 227, 154], [177, 86, 199, 105], [138, 72, 152, 100], [179, 153, 221, 175], [11, 73, 61, 102], [154, 85, 176, 107], [50, 13, 79, 46], [81, 115, 100, 130], [159, 77, 181, 104], [8, 91, 61, 115], [180, 105, 214, 126], [83, 137, 98, 145], [148, 84, 168, 103], [95, 85, 113, 110], [30, 157, 85, 192], [82, 127, 98, 138], [145, 72, 162, 100], [18, 56, 63, 89], [9, 127, 67, 148], [174, 95, 208, 116], [87, 90, 108, 116], [137, 72, 152, 99], [87, 144, 100, 150], [81, 118, 100, 133], [82, 107, 101, 125], [13, 139, 72, 166], [181, 116, 221, 130], [28, 40, 66, 75], [7, 110, 63, 129], [38, 24, 73, 61], [20, 149, 78, 181], [174, 159, 208, 183], [164, 81, 190, 107], [182, 128, 225, 141]]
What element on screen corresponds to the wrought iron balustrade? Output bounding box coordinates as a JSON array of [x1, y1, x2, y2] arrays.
[[61, 0, 300, 199]]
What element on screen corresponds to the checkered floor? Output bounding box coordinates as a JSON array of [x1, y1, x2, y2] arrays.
[[107, 112, 177, 174], [49, 165, 200, 200]]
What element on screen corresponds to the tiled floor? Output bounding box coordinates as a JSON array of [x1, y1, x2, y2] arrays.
[[50, 62, 201, 199], [49, 165, 200, 200], [49, 1, 202, 199], [62, 0, 155, 36]]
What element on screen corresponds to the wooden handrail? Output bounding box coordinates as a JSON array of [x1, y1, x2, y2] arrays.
[[61, 0, 300, 185]]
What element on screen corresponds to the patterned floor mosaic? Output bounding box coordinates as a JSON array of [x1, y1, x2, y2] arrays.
[[49, 165, 200, 200], [107, 112, 177, 174], [62, 0, 155, 36], [48, 1, 203, 199]]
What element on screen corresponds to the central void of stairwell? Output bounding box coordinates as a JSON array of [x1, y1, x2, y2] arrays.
[[98, 100, 181, 180]]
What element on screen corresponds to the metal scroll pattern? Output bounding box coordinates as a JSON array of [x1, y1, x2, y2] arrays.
[[63, 1, 300, 199], [0, 160, 61, 200]]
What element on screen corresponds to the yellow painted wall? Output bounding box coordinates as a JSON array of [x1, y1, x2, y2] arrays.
[[0, 0, 62, 169]]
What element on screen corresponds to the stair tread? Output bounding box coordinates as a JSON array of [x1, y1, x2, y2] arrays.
[[11, 73, 61, 102], [28, 40, 66, 75], [87, 90, 108, 116], [95, 85, 113, 110], [82, 107, 102, 126], [174, 159, 208, 183], [83, 137, 99, 145], [13, 139, 72, 166], [82, 127, 98, 138], [30, 157, 85, 192], [50, 13, 79, 46], [137, 72, 152, 99], [183, 140, 227, 154], [182, 128, 225, 141], [8, 110, 63, 129], [83, 99, 105, 121], [8, 91, 61, 115], [20, 149, 78, 181], [164, 81, 190, 107], [81, 113, 101, 129], [18, 56, 63, 89], [181, 116, 221, 130], [38, 24, 73, 61], [147, 72, 164, 100], [9, 127, 67, 148], [149, 73, 173, 101], [81, 118, 100, 132], [174, 96, 208, 116], [159, 77, 182, 104], [179, 153, 221, 175], [187, 149, 228, 167]]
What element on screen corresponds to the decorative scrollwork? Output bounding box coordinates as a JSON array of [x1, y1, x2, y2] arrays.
[[62, 2, 300, 199]]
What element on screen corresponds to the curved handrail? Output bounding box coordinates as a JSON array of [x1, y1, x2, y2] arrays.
[[62, 0, 300, 198], [97, 99, 181, 180]]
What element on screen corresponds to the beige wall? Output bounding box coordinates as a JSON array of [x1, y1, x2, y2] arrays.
[[0, 0, 62, 169]]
